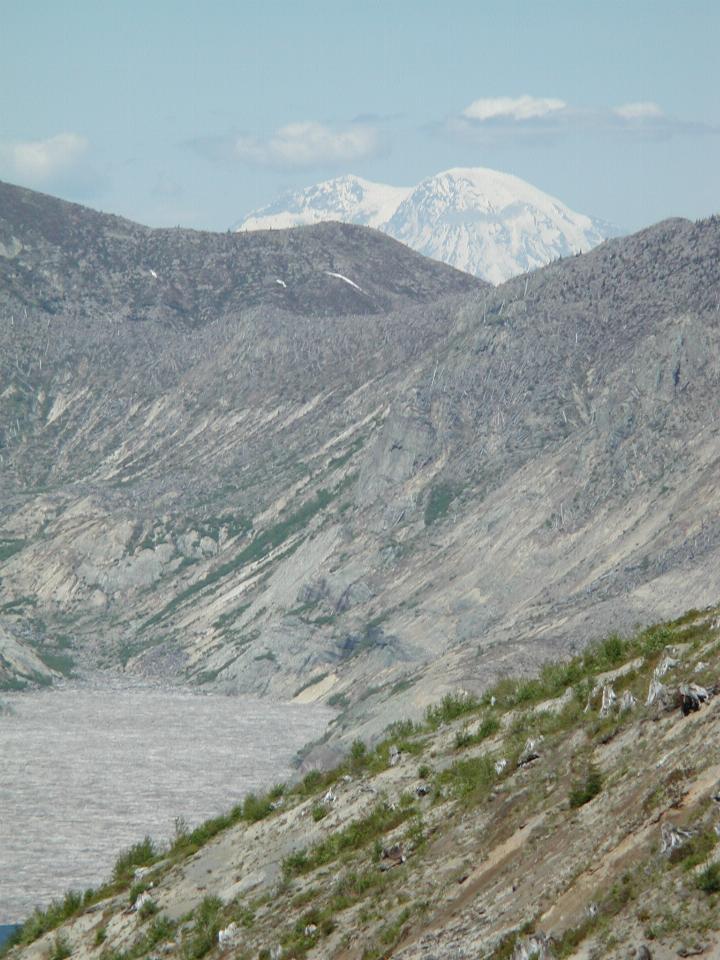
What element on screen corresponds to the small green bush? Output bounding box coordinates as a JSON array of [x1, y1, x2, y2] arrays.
[[672, 830, 719, 870], [112, 836, 156, 883], [569, 764, 603, 808], [138, 899, 158, 921], [696, 862, 720, 893], [311, 803, 328, 822], [300, 770, 323, 793], [425, 693, 480, 729], [436, 755, 496, 803], [424, 483, 456, 526], [455, 714, 501, 749], [350, 739, 368, 768], [49, 935, 71, 960], [242, 792, 272, 822], [182, 895, 223, 960]]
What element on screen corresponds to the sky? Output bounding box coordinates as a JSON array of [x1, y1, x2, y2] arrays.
[[1, 0, 718, 233]]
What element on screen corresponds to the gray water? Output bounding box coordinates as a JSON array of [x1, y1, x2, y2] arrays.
[[0, 676, 331, 923]]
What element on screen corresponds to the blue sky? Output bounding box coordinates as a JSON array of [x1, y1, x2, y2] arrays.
[[1, 0, 718, 232]]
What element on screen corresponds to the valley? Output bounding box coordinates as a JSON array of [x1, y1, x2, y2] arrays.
[[1, 179, 720, 957], [2, 184, 718, 764]]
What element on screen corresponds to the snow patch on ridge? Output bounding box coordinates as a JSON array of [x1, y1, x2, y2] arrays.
[[324, 271, 364, 293]]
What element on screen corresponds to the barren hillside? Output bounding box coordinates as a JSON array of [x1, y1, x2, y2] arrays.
[[1, 183, 719, 758]]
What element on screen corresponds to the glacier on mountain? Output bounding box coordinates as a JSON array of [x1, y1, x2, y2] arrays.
[[235, 167, 620, 284]]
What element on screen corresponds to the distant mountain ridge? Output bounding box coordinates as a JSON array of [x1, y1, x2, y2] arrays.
[[235, 167, 621, 284]]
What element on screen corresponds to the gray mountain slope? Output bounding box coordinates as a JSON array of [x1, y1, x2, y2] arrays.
[[1, 180, 719, 754]]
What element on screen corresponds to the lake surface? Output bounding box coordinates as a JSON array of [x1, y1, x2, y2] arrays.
[[0, 676, 332, 923], [0, 926, 20, 947]]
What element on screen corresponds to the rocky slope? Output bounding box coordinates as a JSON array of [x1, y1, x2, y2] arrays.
[[1, 182, 720, 758], [5, 607, 720, 959], [235, 168, 619, 283]]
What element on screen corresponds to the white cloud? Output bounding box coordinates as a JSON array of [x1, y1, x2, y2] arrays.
[[0, 132, 88, 182], [234, 121, 380, 168], [462, 95, 567, 122], [613, 101, 663, 120]]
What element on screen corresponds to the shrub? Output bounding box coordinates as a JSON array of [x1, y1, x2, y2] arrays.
[[350, 739, 368, 768], [569, 764, 603, 808], [425, 693, 480, 729], [300, 770, 323, 794], [697, 862, 720, 894], [112, 836, 156, 883], [311, 803, 328, 822], [182, 895, 223, 960], [454, 714, 501, 749], [673, 830, 719, 870], [6, 890, 84, 948], [49, 935, 71, 960], [242, 792, 272, 822], [436, 755, 496, 803], [145, 915, 175, 947], [424, 483, 456, 526], [138, 899, 158, 921]]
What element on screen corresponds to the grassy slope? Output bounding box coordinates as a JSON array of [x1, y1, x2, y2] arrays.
[[5, 607, 720, 960]]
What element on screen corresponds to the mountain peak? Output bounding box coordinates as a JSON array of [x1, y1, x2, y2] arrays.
[[235, 167, 620, 284], [235, 174, 411, 232]]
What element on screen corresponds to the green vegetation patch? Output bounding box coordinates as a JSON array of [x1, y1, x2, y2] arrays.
[[569, 763, 603, 808], [425, 692, 480, 728], [436, 754, 497, 803], [0, 539, 25, 562], [424, 482, 457, 526], [283, 802, 415, 877]]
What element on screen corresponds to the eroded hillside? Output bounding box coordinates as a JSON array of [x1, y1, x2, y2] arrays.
[[5, 608, 720, 959], [1, 182, 720, 756]]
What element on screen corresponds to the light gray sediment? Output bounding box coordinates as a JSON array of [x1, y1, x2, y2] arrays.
[[0, 675, 331, 922]]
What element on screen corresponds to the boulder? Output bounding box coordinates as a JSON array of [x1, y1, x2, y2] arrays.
[[660, 821, 693, 855], [654, 656, 681, 679], [599, 683, 617, 717], [133, 891, 154, 913], [380, 842, 406, 869], [618, 690, 637, 714], [646, 678, 671, 708], [676, 683, 710, 716], [511, 932, 553, 959], [518, 738, 543, 766], [217, 923, 242, 949]]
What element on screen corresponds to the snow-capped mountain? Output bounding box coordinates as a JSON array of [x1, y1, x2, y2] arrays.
[[235, 174, 411, 231], [235, 167, 620, 284]]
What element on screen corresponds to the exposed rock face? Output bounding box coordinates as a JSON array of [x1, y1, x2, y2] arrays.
[[1, 181, 720, 750]]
